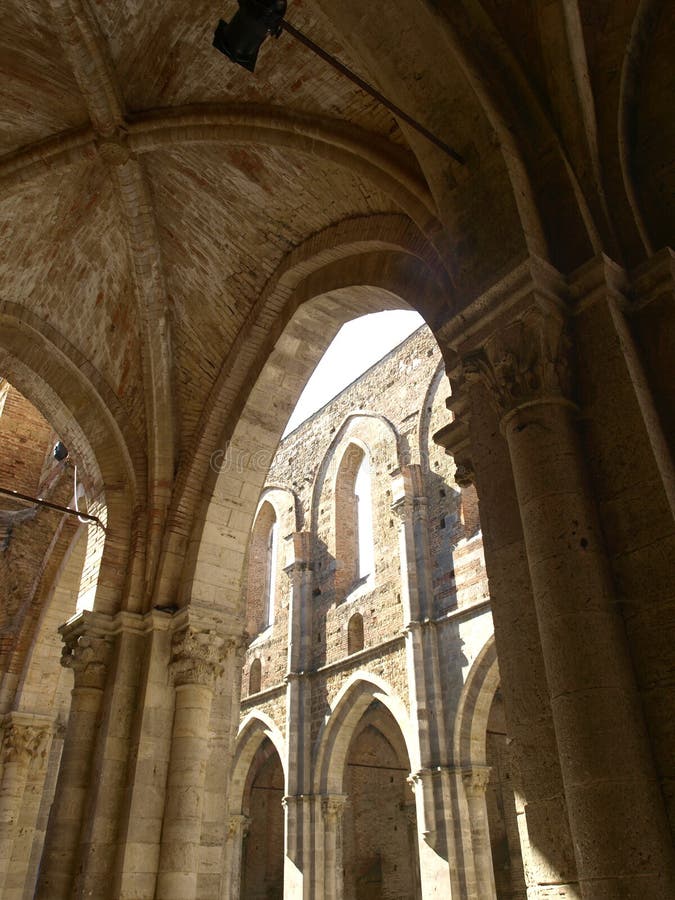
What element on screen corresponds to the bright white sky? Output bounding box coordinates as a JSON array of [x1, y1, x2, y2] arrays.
[[283, 310, 425, 435]]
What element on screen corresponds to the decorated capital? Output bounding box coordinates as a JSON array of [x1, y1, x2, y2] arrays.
[[462, 305, 572, 423], [61, 633, 112, 690], [1, 719, 50, 766], [462, 765, 492, 796], [170, 627, 226, 687]]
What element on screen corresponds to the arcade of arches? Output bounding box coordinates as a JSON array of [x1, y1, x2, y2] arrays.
[[0, 1, 674, 898]]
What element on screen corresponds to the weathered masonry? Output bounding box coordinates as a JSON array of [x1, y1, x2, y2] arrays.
[[0, 1, 673, 898], [235, 327, 508, 898]]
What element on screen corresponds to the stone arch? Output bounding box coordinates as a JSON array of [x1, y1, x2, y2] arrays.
[[229, 712, 287, 817], [13, 526, 88, 718], [180, 243, 446, 622], [418, 356, 448, 471], [311, 415, 401, 536], [313, 672, 416, 795], [0, 310, 142, 617], [310, 415, 401, 607], [155, 216, 450, 608], [452, 635, 500, 768]]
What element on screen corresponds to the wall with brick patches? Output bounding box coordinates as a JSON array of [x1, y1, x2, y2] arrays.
[[232, 325, 514, 898]]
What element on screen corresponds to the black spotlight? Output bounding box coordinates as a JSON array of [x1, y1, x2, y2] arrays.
[[53, 441, 69, 462], [213, 0, 287, 73]]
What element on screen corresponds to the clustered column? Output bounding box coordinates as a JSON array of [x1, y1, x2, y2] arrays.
[[392, 467, 455, 895], [284, 533, 314, 899], [461, 297, 675, 897], [321, 794, 347, 900], [461, 766, 496, 900], [223, 813, 250, 900], [156, 626, 225, 900], [35, 629, 112, 900], [0, 714, 51, 896]]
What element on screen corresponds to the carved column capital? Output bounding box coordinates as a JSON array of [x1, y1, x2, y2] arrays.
[[227, 813, 251, 840], [1, 718, 51, 766], [461, 765, 492, 795], [170, 627, 226, 688], [61, 633, 113, 690], [462, 305, 573, 424], [321, 794, 348, 823], [390, 495, 413, 523]]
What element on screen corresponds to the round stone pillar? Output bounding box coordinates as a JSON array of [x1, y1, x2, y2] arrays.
[[156, 626, 224, 900], [223, 813, 250, 900], [464, 302, 675, 897], [321, 794, 347, 900], [462, 766, 496, 900], [35, 631, 112, 900]]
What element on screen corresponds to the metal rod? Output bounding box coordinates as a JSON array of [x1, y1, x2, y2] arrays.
[[281, 20, 465, 166], [0, 486, 106, 531]]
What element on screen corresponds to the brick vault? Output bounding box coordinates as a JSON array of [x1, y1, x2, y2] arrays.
[[0, 1, 673, 898]]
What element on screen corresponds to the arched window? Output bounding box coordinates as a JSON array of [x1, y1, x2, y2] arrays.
[[246, 501, 278, 637], [354, 454, 374, 580], [335, 444, 374, 596], [264, 517, 278, 628], [348, 613, 364, 655], [249, 658, 262, 695]]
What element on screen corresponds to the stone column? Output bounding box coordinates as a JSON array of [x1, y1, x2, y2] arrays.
[[462, 766, 496, 900], [35, 628, 112, 900], [437, 346, 579, 896], [463, 298, 675, 897], [222, 813, 250, 900], [321, 794, 347, 900], [392, 468, 455, 897], [156, 625, 224, 900], [284, 533, 313, 898], [408, 767, 460, 898], [0, 714, 50, 894]]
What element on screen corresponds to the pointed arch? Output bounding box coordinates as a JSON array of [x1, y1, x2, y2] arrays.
[[229, 712, 287, 817], [313, 672, 416, 795], [452, 635, 500, 768], [0, 310, 142, 617]]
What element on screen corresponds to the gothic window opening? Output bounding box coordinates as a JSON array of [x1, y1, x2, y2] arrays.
[[249, 658, 262, 695], [246, 501, 279, 638], [348, 613, 364, 655], [335, 444, 375, 596]]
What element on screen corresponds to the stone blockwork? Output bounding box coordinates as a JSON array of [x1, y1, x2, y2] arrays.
[[236, 326, 503, 898], [0, 2, 673, 897]]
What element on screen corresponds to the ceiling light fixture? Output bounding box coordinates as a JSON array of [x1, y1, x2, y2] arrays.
[[213, 0, 465, 165]]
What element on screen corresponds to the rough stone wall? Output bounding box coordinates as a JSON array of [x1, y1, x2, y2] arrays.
[[0, 382, 85, 687], [238, 324, 498, 872]]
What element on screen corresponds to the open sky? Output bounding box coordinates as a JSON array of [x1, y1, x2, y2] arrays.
[[283, 310, 425, 435]]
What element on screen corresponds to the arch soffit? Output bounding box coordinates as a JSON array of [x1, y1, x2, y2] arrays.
[[313, 672, 415, 795], [0, 312, 142, 616], [13, 525, 88, 712], [230, 710, 288, 813], [164, 218, 446, 604], [176, 213, 450, 524], [255, 485, 301, 536], [418, 357, 449, 469], [452, 635, 500, 769], [0, 305, 143, 497]]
